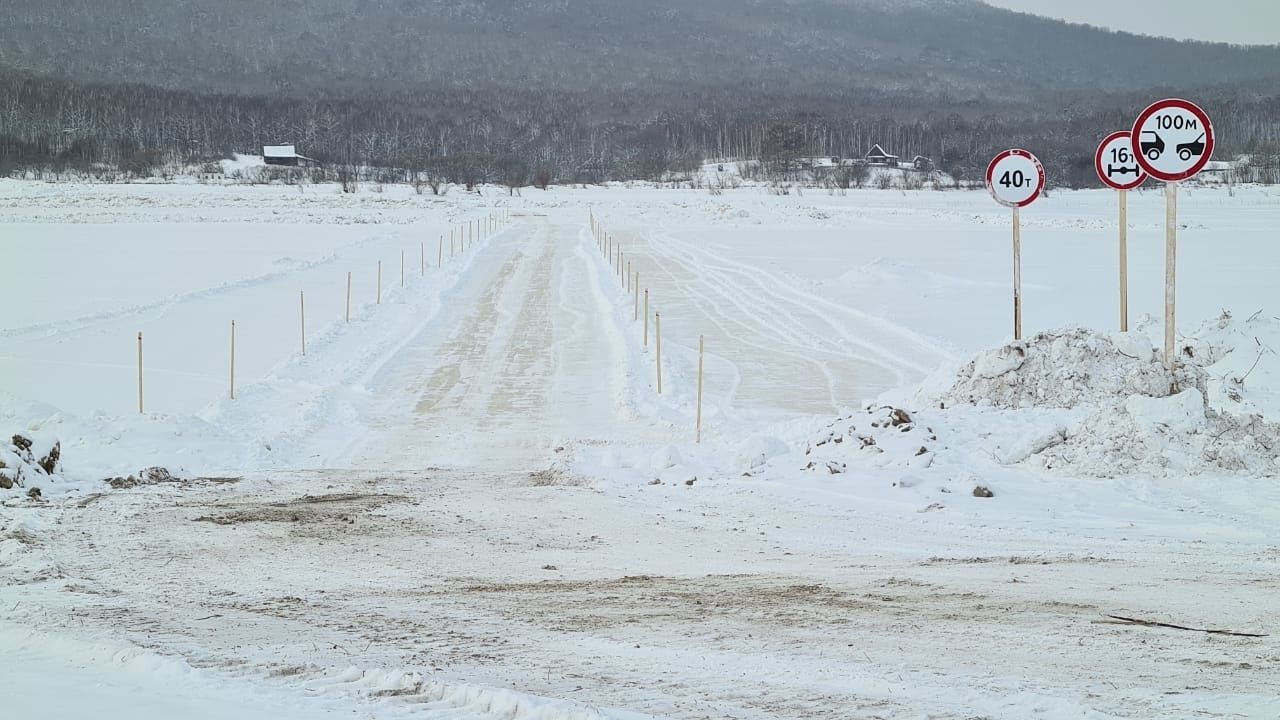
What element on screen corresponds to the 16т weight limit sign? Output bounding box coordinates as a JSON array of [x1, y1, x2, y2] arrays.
[[1095, 131, 1146, 191]]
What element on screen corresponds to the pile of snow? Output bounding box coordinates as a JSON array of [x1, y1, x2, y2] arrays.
[[0, 432, 62, 492], [798, 319, 1280, 482], [1175, 311, 1280, 415], [801, 406, 938, 476], [943, 328, 1205, 410], [1038, 387, 1280, 477], [944, 325, 1280, 478]]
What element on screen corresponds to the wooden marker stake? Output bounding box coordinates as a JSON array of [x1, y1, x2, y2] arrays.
[[345, 271, 352, 323], [137, 331, 144, 414], [1119, 189, 1129, 332], [300, 291, 307, 355], [1164, 181, 1178, 368], [696, 335, 705, 443], [229, 320, 236, 400], [438, 236, 444, 268], [644, 289, 649, 347], [627, 261, 631, 292], [1012, 206, 1023, 341], [655, 312, 663, 394]]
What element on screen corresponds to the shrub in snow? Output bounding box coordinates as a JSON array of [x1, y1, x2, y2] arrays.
[[0, 433, 62, 491]]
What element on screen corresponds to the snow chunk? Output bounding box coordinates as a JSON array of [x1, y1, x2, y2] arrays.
[[650, 445, 683, 471], [734, 434, 791, 470], [1125, 388, 1208, 435]]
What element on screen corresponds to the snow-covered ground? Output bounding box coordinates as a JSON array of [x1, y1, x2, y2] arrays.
[[2, 179, 1278, 719]]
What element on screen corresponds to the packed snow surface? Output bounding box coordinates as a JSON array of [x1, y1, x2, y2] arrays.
[[3, 180, 1279, 719]]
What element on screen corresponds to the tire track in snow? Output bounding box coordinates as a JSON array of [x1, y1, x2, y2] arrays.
[[612, 223, 953, 413], [352, 218, 639, 469]]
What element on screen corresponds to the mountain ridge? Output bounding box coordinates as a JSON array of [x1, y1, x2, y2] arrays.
[[2, 0, 1277, 103]]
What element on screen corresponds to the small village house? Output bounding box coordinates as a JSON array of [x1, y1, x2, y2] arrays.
[[865, 144, 899, 167], [263, 145, 317, 167]]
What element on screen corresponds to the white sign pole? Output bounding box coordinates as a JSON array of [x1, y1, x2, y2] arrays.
[[1119, 189, 1129, 332], [1012, 206, 1022, 341], [1164, 181, 1178, 367]]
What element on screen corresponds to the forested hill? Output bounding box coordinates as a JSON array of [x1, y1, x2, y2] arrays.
[[2, 0, 1279, 103]]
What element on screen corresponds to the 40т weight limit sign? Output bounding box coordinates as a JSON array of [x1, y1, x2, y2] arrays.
[[985, 149, 1045, 208]]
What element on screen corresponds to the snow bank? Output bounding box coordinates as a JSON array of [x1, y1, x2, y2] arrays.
[[942, 327, 1205, 410], [1039, 388, 1280, 477], [799, 319, 1280, 482]]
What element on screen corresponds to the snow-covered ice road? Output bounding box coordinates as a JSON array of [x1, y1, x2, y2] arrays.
[[343, 215, 665, 470], [4, 205, 1277, 719]]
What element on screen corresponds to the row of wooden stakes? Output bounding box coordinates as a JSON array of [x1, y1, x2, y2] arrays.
[[134, 208, 512, 414], [590, 213, 705, 443]]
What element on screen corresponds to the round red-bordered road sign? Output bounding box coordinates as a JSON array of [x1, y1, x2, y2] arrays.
[[986, 149, 1045, 208], [1130, 98, 1215, 182], [1095, 131, 1147, 191]]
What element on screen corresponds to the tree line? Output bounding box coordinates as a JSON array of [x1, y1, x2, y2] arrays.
[[3, 71, 1279, 188]]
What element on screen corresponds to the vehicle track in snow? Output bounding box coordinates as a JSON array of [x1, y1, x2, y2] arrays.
[[604, 223, 954, 416], [345, 216, 664, 470]]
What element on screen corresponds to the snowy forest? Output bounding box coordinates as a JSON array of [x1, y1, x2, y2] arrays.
[[3, 0, 1280, 186]]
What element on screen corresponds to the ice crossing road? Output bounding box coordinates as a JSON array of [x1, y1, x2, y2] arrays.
[[343, 215, 670, 470]]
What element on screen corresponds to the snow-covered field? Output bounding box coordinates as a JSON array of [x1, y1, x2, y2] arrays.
[[2, 179, 1278, 719]]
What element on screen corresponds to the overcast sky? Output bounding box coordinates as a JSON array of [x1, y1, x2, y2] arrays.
[[983, 0, 1280, 45]]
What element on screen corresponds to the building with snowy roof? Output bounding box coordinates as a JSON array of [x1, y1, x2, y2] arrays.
[[262, 145, 317, 167]]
